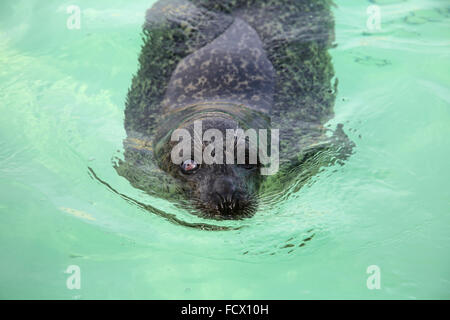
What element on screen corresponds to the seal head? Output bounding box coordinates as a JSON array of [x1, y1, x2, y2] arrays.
[[154, 103, 271, 219]]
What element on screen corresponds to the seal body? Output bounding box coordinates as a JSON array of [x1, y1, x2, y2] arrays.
[[163, 17, 275, 114], [116, 0, 353, 220]]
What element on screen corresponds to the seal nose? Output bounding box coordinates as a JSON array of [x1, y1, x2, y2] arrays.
[[213, 177, 238, 215], [213, 177, 235, 200]]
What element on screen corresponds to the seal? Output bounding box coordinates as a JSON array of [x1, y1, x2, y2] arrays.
[[115, 0, 353, 220]]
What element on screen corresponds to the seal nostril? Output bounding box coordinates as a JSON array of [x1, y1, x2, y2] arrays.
[[214, 194, 241, 216], [211, 185, 252, 217]]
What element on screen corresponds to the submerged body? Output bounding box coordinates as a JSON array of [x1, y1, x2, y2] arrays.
[[117, 0, 352, 219]]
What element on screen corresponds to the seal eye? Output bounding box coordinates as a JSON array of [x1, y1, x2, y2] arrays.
[[180, 159, 199, 174]]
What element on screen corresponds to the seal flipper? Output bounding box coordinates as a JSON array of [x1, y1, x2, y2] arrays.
[[260, 124, 355, 196], [114, 137, 183, 201]]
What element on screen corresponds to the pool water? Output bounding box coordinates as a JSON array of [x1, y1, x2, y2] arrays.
[[0, 0, 449, 299]]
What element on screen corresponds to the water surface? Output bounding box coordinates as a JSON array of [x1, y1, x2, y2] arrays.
[[0, 0, 449, 299]]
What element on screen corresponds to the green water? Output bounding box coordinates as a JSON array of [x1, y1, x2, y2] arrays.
[[0, 0, 449, 299]]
